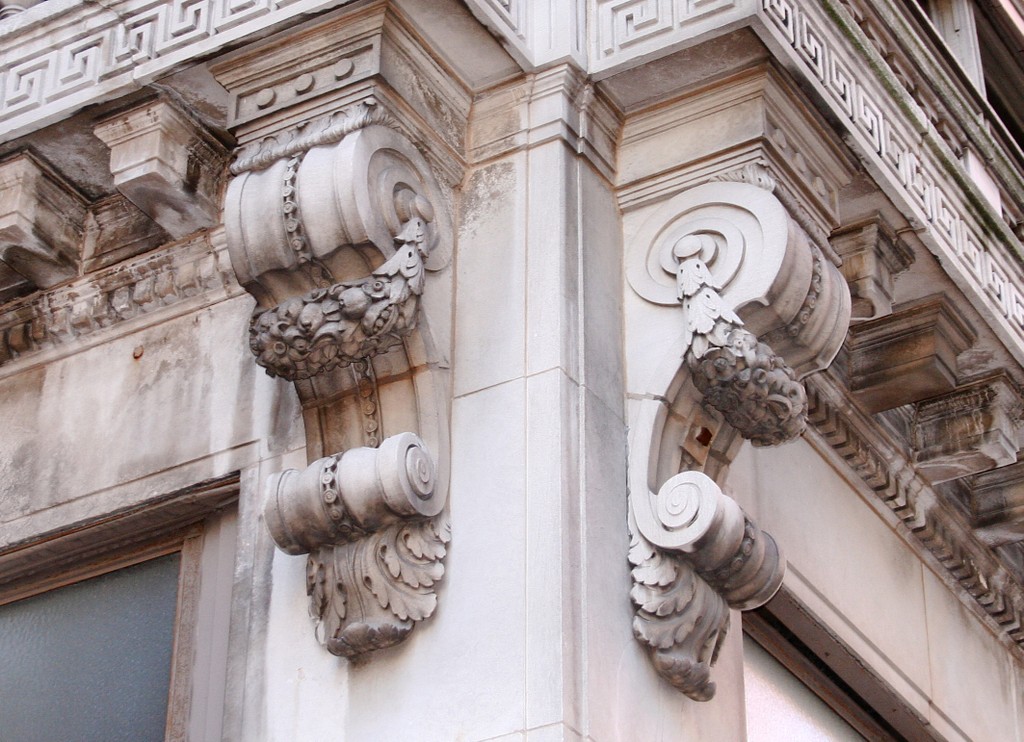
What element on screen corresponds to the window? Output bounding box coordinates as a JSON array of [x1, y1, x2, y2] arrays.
[[744, 590, 929, 742], [744, 637, 864, 741], [975, 5, 1024, 159], [0, 554, 183, 742], [913, 0, 1024, 158], [0, 476, 238, 742]]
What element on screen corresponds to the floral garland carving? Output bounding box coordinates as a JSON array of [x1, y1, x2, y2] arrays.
[[678, 249, 807, 447], [250, 217, 428, 380]]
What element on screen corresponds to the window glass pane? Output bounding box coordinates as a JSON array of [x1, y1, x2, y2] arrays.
[[0, 553, 181, 742], [744, 637, 864, 741]]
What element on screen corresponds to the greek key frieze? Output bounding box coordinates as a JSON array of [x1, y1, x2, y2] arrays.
[[761, 0, 1024, 361]]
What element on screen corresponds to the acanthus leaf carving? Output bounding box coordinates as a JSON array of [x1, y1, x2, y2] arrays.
[[630, 529, 729, 702], [309, 515, 450, 659], [361, 516, 449, 622], [628, 472, 783, 701]]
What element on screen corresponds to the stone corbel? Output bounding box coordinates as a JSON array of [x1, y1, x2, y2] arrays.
[[94, 100, 226, 240], [224, 105, 452, 660], [845, 295, 976, 414], [912, 374, 1024, 484], [630, 472, 783, 700], [830, 216, 915, 322], [0, 152, 85, 290], [625, 166, 851, 699]]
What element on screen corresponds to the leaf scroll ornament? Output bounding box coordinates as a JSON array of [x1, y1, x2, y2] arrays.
[[629, 525, 730, 702], [362, 516, 450, 622], [677, 256, 807, 447], [308, 515, 451, 660]]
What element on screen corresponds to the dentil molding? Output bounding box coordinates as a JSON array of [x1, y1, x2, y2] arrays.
[[625, 167, 851, 699]]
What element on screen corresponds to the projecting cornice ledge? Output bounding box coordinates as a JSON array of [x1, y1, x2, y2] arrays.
[[223, 111, 452, 661], [625, 168, 852, 699]]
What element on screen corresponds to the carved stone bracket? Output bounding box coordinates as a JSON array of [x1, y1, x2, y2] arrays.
[[831, 216, 915, 322], [912, 374, 1024, 484], [223, 110, 453, 661], [265, 432, 448, 658], [845, 295, 976, 414], [625, 169, 851, 698], [0, 152, 85, 291], [629, 471, 783, 701], [94, 100, 226, 240]]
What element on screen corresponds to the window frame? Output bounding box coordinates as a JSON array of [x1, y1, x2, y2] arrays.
[[744, 587, 936, 742], [0, 474, 239, 742]]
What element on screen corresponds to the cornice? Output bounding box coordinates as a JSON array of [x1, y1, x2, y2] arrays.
[[462, 0, 586, 71], [0, 0, 359, 143], [616, 66, 856, 256], [806, 371, 1024, 655], [755, 0, 1024, 373], [209, 3, 471, 188], [0, 231, 239, 377], [836, 0, 1024, 214]]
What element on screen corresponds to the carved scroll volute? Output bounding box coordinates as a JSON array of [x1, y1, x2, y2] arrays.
[[627, 175, 850, 383], [625, 169, 851, 699], [225, 120, 452, 308], [265, 433, 448, 658], [223, 112, 453, 661], [630, 472, 783, 701]]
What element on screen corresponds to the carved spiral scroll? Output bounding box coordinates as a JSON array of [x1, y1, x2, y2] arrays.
[[629, 471, 784, 701], [225, 121, 451, 308], [265, 433, 449, 660], [627, 181, 796, 320], [265, 432, 442, 555], [627, 179, 850, 378]]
